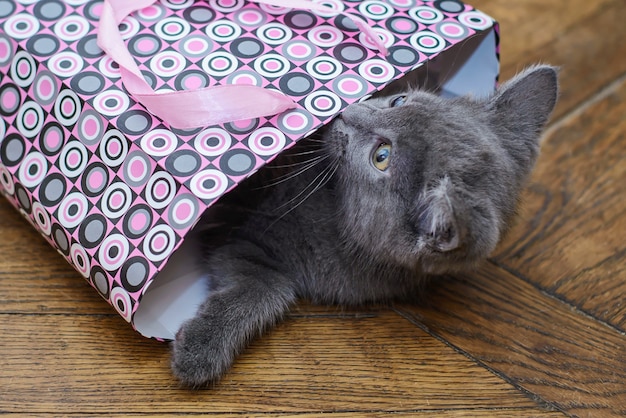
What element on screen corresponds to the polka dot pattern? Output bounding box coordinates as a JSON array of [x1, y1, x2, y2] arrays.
[[0, 0, 497, 334]]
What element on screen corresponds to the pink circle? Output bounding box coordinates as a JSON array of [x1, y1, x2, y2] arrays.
[[46, 130, 61, 148], [137, 39, 156, 53], [217, 26, 232, 36], [83, 118, 98, 137], [3, 91, 17, 109], [317, 62, 332, 73], [110, 192, 123, 208], [421, 37, 436, 47], [394, 19, 412, 31], [62, 99, 75, 115], [369, 5, 385, 14], [152, 235, 166, 251], [267, 28, 283, 39], [213, 58, 228, 69], [154, 181, 168, 198], [131, 212, 147, 230], [265, 60, 279, 71], [232, 74, 255, 85], [340, 79, 359, 93], [184, 75, 203, 90], [285, 114, 303, 127], [233, 119, 252, 129], [186, 39, 205, 53], [67, 150, 80, 166], [25, 110, 36, 126], [89, 171, 103, 189], [130, 159, 145, 178], [290, 44, 308, 56], [0, 42, 7, 57], [241, 11, 259, 24], [108, 140, 120, 155], [165, 23, 180, 33], [175, 201, 192, 220], [142, 6, 159, 17], [38, 78, 53, 97], [316, 97, 331, 109], [420, 11, 435, 19], [18, 61, 29, 75]]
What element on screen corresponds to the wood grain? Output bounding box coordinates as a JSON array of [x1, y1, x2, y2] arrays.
[[395, 263, 626, 417], [1, 0, 625, 416], [473, 0, 626, 120], [494, 77, 626, 330], [0, 311, 551, 415]]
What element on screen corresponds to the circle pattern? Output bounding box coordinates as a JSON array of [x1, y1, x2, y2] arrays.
[[141, 129, 180, 157], [54, 89, 82, 126], [98, 130, 129, 168], [145, 171, 177, 209], [189, 169, 229, 200], [33, 71, 59, 105], [10, 50, 36, 88], [17, 151, 48, 189], [304, 90, 344, 118], [59, 140, 89, 178], [194, 127, 232, 157], [123, 150, 152, 188], [143, 224, 177, 263], [247, 127, 287, 156], [70, 242, 91, 278], [101, 181, 133, 219], [202, 51, 239, 77], [57, 191, 89, 229], [167, 194, 200, 230], [16, 101, 44, 138], [99, 233, 131, 271], [410, 31, 447, 54], [79, 213, 108, 248]]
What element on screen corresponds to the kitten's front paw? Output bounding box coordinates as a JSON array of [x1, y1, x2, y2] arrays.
[[170, 318, 234, 388]]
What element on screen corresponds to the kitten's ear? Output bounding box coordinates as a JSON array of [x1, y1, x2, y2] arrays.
[[488, 65, 559, 138], [417, 178, 465, 253]]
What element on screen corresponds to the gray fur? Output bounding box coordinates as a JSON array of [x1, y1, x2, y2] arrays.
[[171, 65, 559, 387]]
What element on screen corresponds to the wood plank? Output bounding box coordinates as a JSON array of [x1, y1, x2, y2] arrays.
[[395, 263, 626, 418], [472, 0, 626, 119], [494, 77, 626, 330], [0, 311, 549, 415]]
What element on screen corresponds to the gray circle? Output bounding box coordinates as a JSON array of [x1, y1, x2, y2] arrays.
[[38, 1, 65, 20], [77, 74, 104, 95], [238, 39, 261, 56], [16, 186, 30, 210], [84, 217, 105, 244], [118, 111, 151, 136], [30, 36, 59, 56], [0, 0, 15, 18], [287, 75, 313, 95], [227, 152, 253, 173], [93, 270, 109, 296], [173, 153, 199, 174], [80, 36, 102, 58], [54, 227, 69, 252], [43, 178, 65, 203], [189, 7, 214, 23], [438, 1, 463, 12], [391, 48, 419, 65], [4, 137, 24, 163], [125, 262, 147, 287], [338, 45, 366, 62]]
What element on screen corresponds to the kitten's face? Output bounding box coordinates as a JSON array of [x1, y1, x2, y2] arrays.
[[324, 66, 558, 274]]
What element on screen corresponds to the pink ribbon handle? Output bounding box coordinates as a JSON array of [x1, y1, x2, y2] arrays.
[[98, 0, 388, 129]]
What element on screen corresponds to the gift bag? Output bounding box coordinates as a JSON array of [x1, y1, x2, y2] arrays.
[[0, 0, 499, 340]]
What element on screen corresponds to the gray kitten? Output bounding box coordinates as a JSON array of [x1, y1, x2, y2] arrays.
[[171, 65, 559, 387]]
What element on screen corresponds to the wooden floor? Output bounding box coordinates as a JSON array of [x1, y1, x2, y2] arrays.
[[1, 0, 625, 416]]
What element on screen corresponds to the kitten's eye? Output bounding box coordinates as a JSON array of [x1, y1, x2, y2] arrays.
[[390, 95, 406, 107], [372, 143, 392, 171]]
